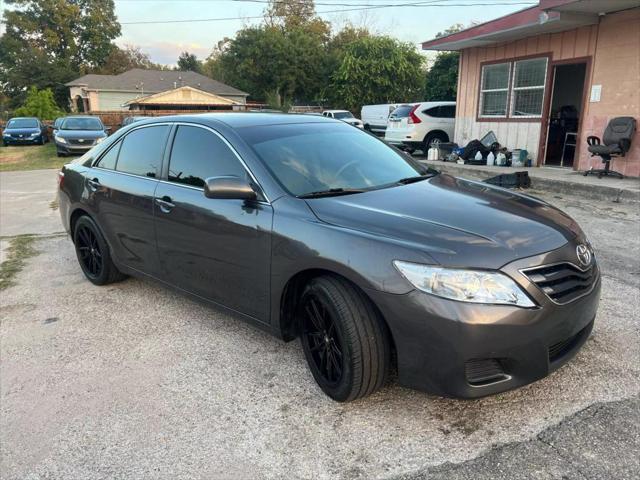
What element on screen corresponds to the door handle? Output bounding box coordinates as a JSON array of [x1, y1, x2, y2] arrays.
[[155, 196, 175, 213], [87, 178, 100, 191]]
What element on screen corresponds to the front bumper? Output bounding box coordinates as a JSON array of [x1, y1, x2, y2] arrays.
[[367, 243, 601, 398], [56, 141, 94, 154], [3, 135, 41, 145]]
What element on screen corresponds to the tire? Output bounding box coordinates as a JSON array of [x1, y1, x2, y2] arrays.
[[73, 215, 127, 285], [423, 131, 448, 152], [299, 275, 390, 402]]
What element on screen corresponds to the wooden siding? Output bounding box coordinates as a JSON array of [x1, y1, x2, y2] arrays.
[[456, 8, 640, 176], [455, 24, 598, 163]]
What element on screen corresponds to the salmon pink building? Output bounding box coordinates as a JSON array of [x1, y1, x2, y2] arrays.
[[422, 0, 640, 177]]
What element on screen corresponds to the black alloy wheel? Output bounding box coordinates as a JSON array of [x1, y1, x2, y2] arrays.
[[76, 224, 103, 279], [73, 215, 126, 285], [302, 295, 344, 386], [299, 275, 390, 402]]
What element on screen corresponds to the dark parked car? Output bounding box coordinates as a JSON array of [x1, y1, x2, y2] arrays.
[[54, 116, 109, 157], [58, 114, 600, 402], [2, 117, 48, 146]]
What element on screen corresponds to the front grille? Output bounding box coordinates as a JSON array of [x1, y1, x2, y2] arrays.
[[68, 139, 94, 146], [523, 262, 598, 304], [548, 320, 593, 363], [465, 358, 509, 386]]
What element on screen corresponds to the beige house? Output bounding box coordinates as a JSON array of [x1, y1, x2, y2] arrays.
[[66, 69, 248, 113], [422, 0, 640, 177], [124, 86, 245, 111]]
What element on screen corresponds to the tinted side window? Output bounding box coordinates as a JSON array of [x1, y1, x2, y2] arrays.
[[441, 105, 456, 118], [423, 106, 441, 117], [96, 142, 120, 170], [168, 126, 246, 188], [116, 125, 169, 177]]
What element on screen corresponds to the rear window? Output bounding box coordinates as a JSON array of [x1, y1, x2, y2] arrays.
[[7, 119, 38, 129], [390, 105, 415, 118]]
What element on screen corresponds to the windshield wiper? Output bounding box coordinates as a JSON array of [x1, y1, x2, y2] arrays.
[[298, 188, 366, 199], [396, 172, 439, 185]]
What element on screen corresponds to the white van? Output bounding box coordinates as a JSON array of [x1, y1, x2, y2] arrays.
[[384, 101, 456, 153], [361, 104, 399, 135]]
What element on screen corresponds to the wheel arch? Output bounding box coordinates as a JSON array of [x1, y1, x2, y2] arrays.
[[277, 268, 397, 359], [423, 130, 450, 144], [69, 207, 93, 242]]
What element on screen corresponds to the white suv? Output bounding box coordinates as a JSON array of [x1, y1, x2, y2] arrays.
[[384, 101, 456, 153], [322, 110, 364, 129]]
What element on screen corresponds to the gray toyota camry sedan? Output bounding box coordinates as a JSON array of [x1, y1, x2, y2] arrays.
[[58, 114, 600, 402]]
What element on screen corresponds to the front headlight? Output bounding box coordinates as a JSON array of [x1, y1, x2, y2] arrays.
[[55, 135, 66, 144], [29, 132, 39, 137], [95, 137, 105, 144], [393, 261, 535, 307]]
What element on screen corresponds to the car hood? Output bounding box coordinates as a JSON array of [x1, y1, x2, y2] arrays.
[[56, 130, 106, 139], [4, 128, 40, 135], [305, 174, 583, 269]]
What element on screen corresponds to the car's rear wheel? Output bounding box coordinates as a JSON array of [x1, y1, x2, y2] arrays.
[[73, 215, 126, 285], [299, 275, 390, 402]]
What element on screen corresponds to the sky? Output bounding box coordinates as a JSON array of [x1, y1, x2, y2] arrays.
[[111, 0, 535, 65]]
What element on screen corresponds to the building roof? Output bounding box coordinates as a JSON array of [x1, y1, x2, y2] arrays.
[[66, 69, 248, 97], [124, 86, 241, 106], [421, 0, 640, 51]]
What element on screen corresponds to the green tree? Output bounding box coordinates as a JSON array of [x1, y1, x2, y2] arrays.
[[218, 25, 327, 106], [0, 0, 121, 109], [424, 24, 463, 101], [14, 87, 64, 120], [177, 52, 203, 73], [329, 36, 424, 112], [95, 45, 163, 75]]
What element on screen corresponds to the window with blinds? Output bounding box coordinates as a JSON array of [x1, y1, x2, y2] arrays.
[[478, 57, 548, 119]]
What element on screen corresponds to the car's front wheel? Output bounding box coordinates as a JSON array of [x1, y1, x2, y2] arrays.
[[299, 275, 390, 402], [73, 215, 126, 285]]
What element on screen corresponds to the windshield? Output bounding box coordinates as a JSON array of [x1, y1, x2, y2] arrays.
[[61, 117, 104, 131], [333, 111, 354, 120], [240, 123, 425, 197], [7, 119, 38, 129]]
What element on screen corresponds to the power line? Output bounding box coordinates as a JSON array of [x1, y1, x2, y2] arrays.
[[120, 1, 536, 25]]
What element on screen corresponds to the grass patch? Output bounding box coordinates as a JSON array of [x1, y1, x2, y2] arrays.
[[0, 143, 67, 172], [0, 235, 38, 290]]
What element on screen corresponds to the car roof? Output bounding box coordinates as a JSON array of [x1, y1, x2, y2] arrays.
[[63, 115, 102, 119], [323, 110, 350, 113], [135, 112, 338, 128], [9, 117, 39, 120]]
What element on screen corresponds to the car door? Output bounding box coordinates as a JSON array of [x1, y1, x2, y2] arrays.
[[88, 124, 170, 276], [154, 124, 273, 322]]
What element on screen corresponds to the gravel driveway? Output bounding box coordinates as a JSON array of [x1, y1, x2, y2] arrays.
[[1, 170, 639, 479]]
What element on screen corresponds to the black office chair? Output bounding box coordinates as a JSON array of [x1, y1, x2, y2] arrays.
[[584, 116, 636, 178]]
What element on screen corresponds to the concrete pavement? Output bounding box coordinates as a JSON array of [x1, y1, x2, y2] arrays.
[[1, 171, 639, 479]]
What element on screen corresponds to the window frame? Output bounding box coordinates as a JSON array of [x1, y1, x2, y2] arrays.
[[478, 62, 512, 119], [92, 122, 172, 181], [476, 53, 551, 122], [161, 122, 270, 203]]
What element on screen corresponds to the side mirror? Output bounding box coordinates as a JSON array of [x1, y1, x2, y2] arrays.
[[204, 176, 257, 201]]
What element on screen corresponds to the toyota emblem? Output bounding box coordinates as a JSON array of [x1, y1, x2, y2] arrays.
[[576, 244, 591, 267]]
